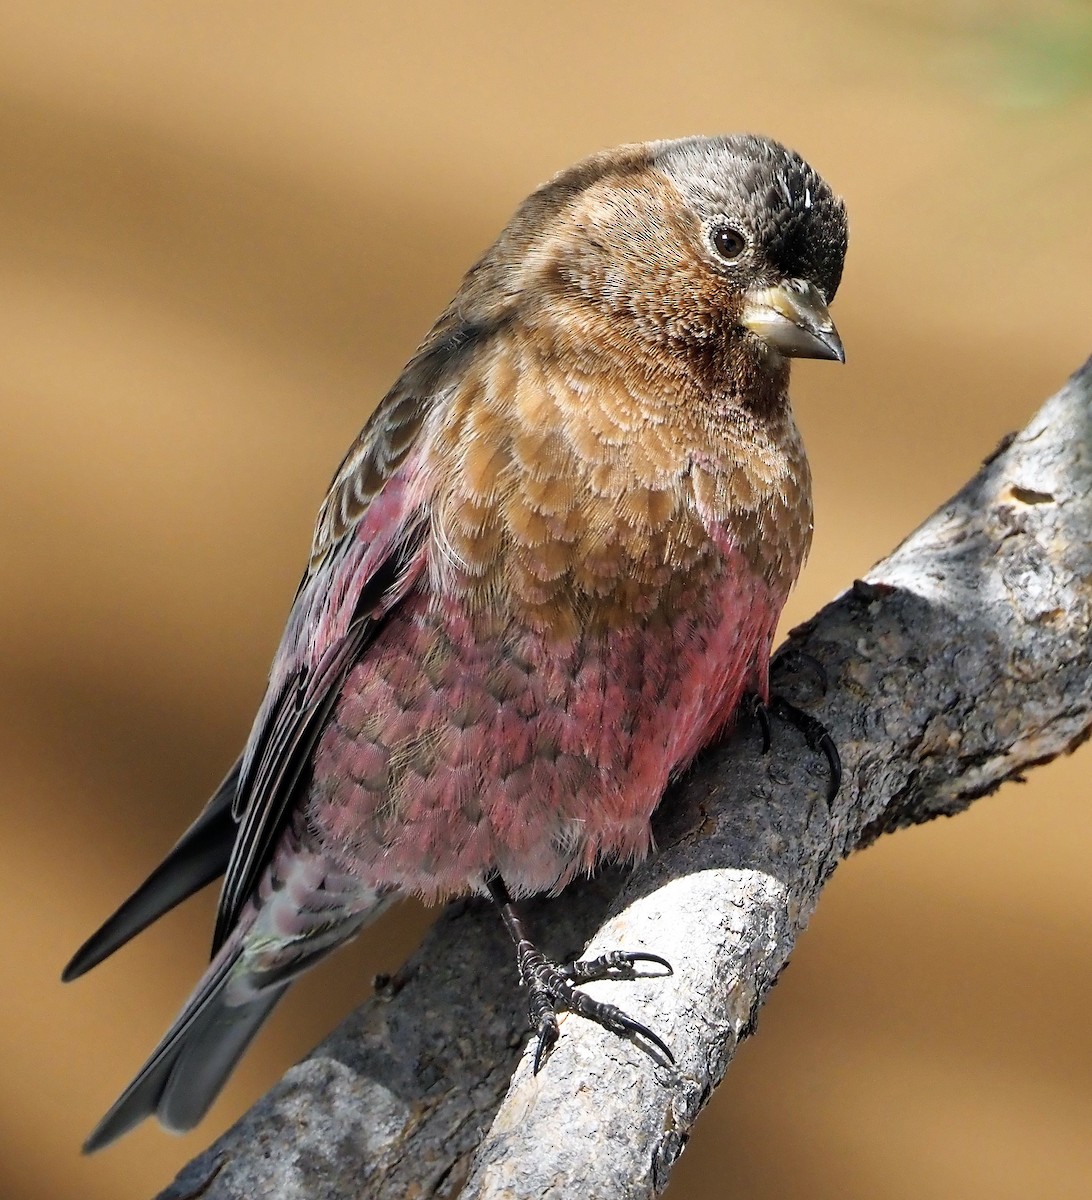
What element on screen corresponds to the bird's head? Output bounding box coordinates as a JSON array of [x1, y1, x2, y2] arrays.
[[492, 135, 847, 387]]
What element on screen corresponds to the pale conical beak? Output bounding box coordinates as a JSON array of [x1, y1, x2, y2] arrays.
[[739, 279, 845, 363]]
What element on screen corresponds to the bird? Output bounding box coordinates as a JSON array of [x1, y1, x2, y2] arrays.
[[64, 133, 848, 1151]]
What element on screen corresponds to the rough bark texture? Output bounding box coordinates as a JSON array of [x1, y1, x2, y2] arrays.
[[160, 359, 1092, 1200]]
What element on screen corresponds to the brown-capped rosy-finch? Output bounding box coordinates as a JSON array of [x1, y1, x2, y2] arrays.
[[66, 134, 847, 1150]]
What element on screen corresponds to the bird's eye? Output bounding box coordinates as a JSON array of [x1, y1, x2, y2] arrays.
[[710, 225, 747, 263]]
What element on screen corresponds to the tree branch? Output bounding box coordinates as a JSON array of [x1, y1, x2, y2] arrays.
[[159, 358, 1092, 1200]]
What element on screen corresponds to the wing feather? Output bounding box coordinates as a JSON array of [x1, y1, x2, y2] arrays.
[[62, 760, 241, 980], [64, 313, 501, 977], [210, 315, 499, 952]]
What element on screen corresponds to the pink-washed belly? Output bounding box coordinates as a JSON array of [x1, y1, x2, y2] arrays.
[[310, 568, 783, 901]]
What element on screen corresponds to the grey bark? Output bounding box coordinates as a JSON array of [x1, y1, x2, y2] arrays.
[[160, 358, 1092, 1200]]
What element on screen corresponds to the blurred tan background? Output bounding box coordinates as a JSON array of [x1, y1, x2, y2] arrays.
[[2, 3, 1089, 1198]]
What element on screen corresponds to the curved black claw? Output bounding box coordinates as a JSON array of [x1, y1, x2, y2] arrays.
[[520, 944, 675, 1074], [563, 950, 674, 983], [771, 646, 829, 696], [741, 691, 773, 753], [532, 1011, 560, 1075], [770, 696, 842, 804], [487, 877, 675, 1074]]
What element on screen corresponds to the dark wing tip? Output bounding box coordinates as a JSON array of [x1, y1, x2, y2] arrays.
[[63, 762, 241, 983], [63, 936, 107, 984]]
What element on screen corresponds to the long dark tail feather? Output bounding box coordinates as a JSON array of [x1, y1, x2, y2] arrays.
[[63, 760, 241, 983], [82, 945, 287, 1153], [82, 860, 392, 1152]]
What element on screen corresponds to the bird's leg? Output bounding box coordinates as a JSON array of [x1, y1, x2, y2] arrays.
[[486, 877, 674, 1074], [743, 648, 842, 804]]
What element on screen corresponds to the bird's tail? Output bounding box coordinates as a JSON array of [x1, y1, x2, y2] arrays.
[[83, 873, 391, 1152], [82, 947, 283, 1152]]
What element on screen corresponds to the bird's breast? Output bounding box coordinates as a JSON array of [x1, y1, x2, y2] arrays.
[[425, 329, 811, 640], [434, 467, 718, 641]]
